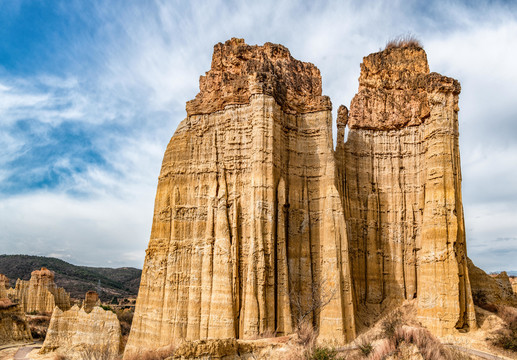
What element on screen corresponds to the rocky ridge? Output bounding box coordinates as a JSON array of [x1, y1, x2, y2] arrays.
[[125, 39, 480, 356]]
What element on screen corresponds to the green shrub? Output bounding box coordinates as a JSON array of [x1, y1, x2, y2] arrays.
[[358, 340, 373, 356], [99, 304, 114, 313], [382, 309, 403, 338], [309, 346, 337, 360]]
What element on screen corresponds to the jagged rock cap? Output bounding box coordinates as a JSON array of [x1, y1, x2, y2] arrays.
[[186, 38, 331, 116]]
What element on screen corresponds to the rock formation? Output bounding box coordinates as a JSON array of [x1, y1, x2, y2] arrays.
[[83, 291, 100, 313], [40, 305, 121, 359], [511, 277, 517, 294], [13, 268, 71, 314], [335, 46, 476, 335], [0, 274, 9, 299], [468, 259, 517, 307], [0, 299, 33, 345], [125, 39, 478, 356], [125, 38, 355, 357]]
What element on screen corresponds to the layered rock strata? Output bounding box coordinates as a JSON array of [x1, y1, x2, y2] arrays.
[[13, 268, 71, 314], [125, 38, 355, 357], [40, 305, 121, 359], [335, 46, 476, 335], [0, 300, 32, 345], [126, 39, 478, 356]]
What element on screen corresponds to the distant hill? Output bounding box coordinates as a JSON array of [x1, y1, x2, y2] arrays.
[[0, 254, 141, 301]]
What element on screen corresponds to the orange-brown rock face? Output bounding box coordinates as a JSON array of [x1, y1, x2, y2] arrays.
[[186, 38, 331, 116], [83, 291, 100, 313], [336, 46, 476, 335], [0, 274, 9, 299], [125, 39, 355, 357], [0, 301, 33, 345], [13, 268, 71, 314]]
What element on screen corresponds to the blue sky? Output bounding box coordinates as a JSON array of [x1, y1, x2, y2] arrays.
[[0, 0, 516, 271]]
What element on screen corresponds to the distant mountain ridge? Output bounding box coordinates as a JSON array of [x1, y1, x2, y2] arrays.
[[0, 254, 141, 301]]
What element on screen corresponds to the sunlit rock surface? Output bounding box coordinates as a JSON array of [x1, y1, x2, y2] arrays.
[[40, 305, 121, 359], [335, 46, 476, 335], [125, 39, 478, 356], [12, 268, 70, 314]]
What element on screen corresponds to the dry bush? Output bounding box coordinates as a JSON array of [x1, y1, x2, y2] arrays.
[[385, 34, 422, 50], [357, 336, 374, 357], [116, 308, 134, 353], [297, 320, 317, 348], [28, 315, 50, 325], [393, 326, 449, 360], [490, 305, 517, 352], [368, 338, 396, 360], [117, 309, 134, 329], [381, 309, 404, 338], [310, 346, 338, 360], [497, 305, 517, 328]]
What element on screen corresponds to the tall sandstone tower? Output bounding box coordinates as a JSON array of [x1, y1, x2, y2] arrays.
[[335, 46, 476, 335], [125, 39, 475, 355]]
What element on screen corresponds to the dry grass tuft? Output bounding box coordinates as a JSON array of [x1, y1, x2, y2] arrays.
[[296, 320, 318, 349], [368, 338, 396, 360], [393, 326, 449, 359], [381, 309, 404, 338], [385, 34, 422, 50], [310, 346, 338, 360]]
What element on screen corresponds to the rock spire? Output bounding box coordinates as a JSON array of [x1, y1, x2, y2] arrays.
[[336, 45, 476, 335], [12, 267, 71, 314]]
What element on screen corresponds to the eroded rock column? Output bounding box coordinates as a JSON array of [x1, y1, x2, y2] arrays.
[[336, 46, 476, 335]]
